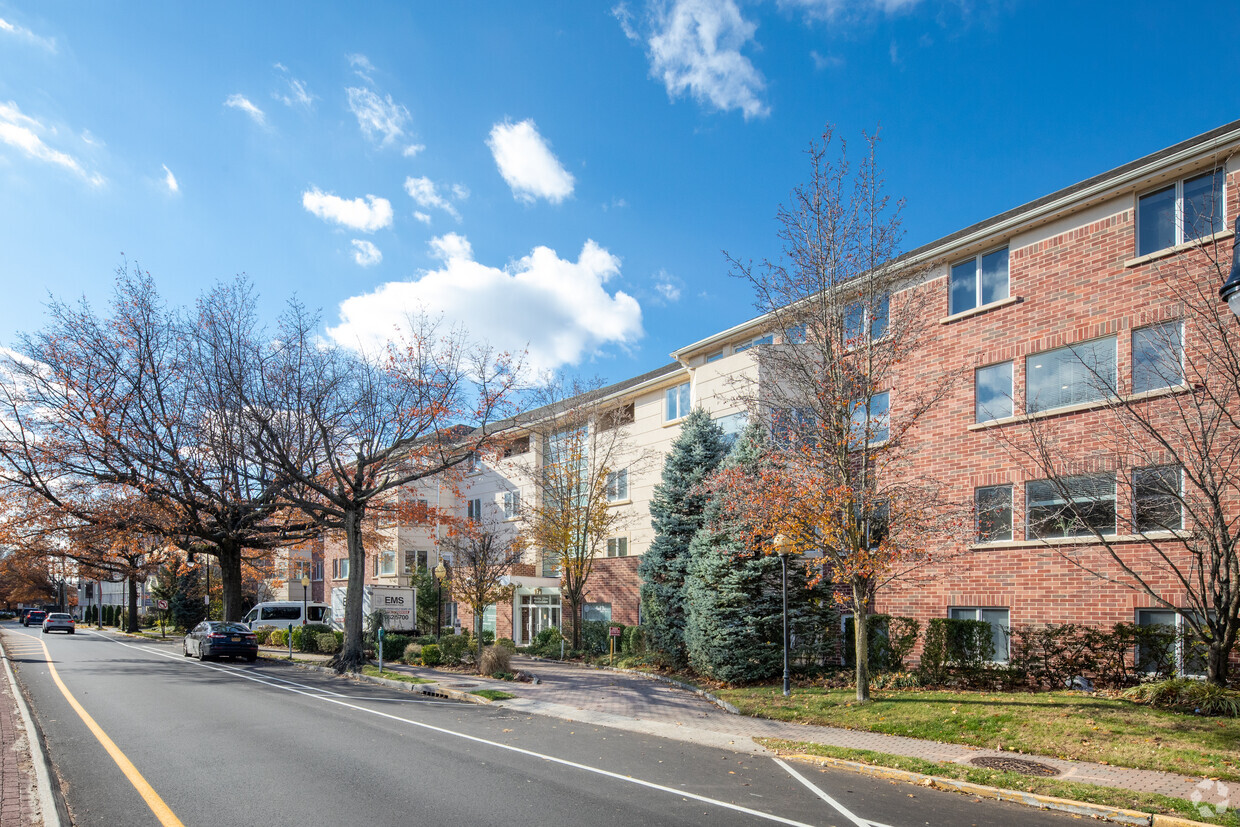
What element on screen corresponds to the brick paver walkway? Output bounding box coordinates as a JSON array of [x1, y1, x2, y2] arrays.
[[0, 635, 42, 827]]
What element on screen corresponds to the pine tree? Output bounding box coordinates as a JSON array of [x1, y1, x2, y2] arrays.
[[638, 409, 728, 666], [684, 423, 836, 683]]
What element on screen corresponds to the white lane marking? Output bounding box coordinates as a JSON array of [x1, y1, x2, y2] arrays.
[[91, 632, 818, 826], [775, 757, 871, 827]]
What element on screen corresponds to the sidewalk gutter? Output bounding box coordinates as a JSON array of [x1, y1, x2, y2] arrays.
[[258, 656, 496, 705], [779, 752, 1217, 827], [1, 638, 63, 827]]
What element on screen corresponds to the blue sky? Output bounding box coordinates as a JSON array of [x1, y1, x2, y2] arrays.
[[2, 1, 1238, 383]]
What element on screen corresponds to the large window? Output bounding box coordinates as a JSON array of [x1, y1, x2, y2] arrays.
[[950, 247, 1009, 314], [665, 382, 691, 421], [844, 294, 889, 345], [714, 411, 748, 443], [606, 536, 629, 558], [975, 361, 1013, 422], [378, 550, 396, 577], [503, 490, 521, 520], [1025, 336, 1116, 413], [332, 558, 349, 580], [1137, 609, 1206, 676], [467, 497, 482, 522], [1137, 169, 1225, 256], [849, 392, 889, 446], [583, 602, 612, 622], [1132, 321, 1183, 393], [1026, 474, 1116, 539], [605, 468, 629, 502], [976, 484, 1013, 542], [482, 604, 497, 635], [733, 333, 773, 353], [949, 607, 1010, 663], [1133, 466, 1182, 532]]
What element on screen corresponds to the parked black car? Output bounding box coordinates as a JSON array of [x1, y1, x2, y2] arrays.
[[183, 621, 258, 662], [22, 610, 46, 628]]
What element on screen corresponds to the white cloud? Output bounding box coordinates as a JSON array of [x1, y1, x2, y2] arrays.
[[486, 119, 575, 204], [810, 50, 844, 70], [273, 66, 315, 108], [351, 239, 382, 267], [451, 184, 470, 201], [302, 187, 393, 233], [0, 101, 104, 186], [653, 271, 682, 302], [162, 164, 179, 193], [346, 87, 409, 146], [404, 176, 461, 222], [780, 0, 922, 21], [413, 211, 432, 225], [0, 17, 56, 52], [402, 143, 425, 158], [347, 53, 375, 82], [328, 235, 643, 375], [225, 94, 266, 126], [643, 0, 769, 120]]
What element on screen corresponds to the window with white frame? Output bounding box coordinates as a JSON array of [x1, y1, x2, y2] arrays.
[[1137, 168, 1225, 256], [583, 602, 612, 622], [311, 560, 323, 581], [606, 536, 629, 557], [665, 382, 691, 421], [849, 392, 889, 446], [332, 558, 349, 580], [541, 550, 559, 578], [1025, 336, 1116, 413], [1026, 474, 1116, 539], [733, 333, 773, 353], [1133, 466, 1182, 533], [950, 247, 1009, 315], [843, 294, 889, 345], [714, 411, 748, 443], [975, 484, 1013, 542], [482, 604, 497, 635], [1136, 609, 1206, 676], [503, 490, 521, 520], [949, 607, 1010, 663], [1132, 321, 1184, 394], [605, 468, 629, 502], [467, 497, 482, 522], [706, 350, 724, 363], [975, 361, 1013, 422], [378, 550, 396, 577]]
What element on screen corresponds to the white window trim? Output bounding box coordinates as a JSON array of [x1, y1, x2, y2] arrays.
[[606, 468, 630, 504], [1135, 169, 1227, 258], [949, 245, 1010, 316], [664, 381, 692, 424], [948, 606, 1011, 664]]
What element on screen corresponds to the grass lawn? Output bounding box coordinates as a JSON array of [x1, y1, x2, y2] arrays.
[[716, 686, 1240, 781], [472, 689, 516, 701], [761, 739, 1240, 827], [360, 666, 433, 684]]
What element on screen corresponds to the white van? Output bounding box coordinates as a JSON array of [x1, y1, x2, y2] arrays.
[[242, 601, 332, 630]]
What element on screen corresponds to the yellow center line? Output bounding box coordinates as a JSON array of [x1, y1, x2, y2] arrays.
[[35, 636, 185, 827]]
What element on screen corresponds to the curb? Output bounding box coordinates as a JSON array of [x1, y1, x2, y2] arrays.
[[781, 752, 1218, 827], [257, 655, 496, 705], [523, 656, 739, 714], [0, 637, 64, 827]]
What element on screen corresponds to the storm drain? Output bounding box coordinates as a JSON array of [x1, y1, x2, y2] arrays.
[[969, 756, 1060, 776], [450, 682, 479, 689]]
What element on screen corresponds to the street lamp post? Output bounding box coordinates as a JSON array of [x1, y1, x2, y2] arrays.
[[433, 562, 447, 638], [301, 575, 310, 626], [773, 534, 793, 698], [1221, 216, 1240, 317]]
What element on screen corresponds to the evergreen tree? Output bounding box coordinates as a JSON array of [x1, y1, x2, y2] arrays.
[[638, 409, 728, 666], [684, 423, 836, 684]]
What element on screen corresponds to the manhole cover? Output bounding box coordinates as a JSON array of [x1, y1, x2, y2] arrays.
[[969, 756, 1060, 776], [449, 682, 479, 688]]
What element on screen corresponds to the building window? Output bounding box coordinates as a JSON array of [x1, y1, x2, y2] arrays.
[[733, 333, 773, 353], [950, 247, 1009, 315], [975, 361, 1013, 422], [599, 403, 635, 431], [605, 468, 629, 502], [1025, 336, 1116, 414], [1137, 169, 1225, 256], [606, 537, 629, 558], [467, 497, 482, 522], [976, 484, 1013, 542], [503, 436, 530, 457], [714, 411, 748, 443], [665, 382, 691, 421], [541, 550, 559, 578], [1132, 321, 1183, 394], [949, 607, 1010, 663], [332, 558, 349, 580], [463, 452, 479, 473], [1136, 609, 1206, 676], [583, 602, 612, 622], [1133, 466, 1182, 532], [503, 490, 521, 520], [310, 560, 323, 581], [706, 350, 724, 363], [378, 550, 396, 577], [482, 604, 497, 635], [844, 294, 889, 345], [849, 391, 889, 446], [1026, 474, 1116, 539]]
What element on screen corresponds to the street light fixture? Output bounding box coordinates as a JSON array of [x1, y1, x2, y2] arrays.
[[433, 562, 447, 638], [773, 533, 793, 698], [1222, 217, 1240, 318]]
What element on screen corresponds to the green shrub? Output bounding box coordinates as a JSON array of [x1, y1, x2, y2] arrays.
[[403, 642, 422, 664], [421, 643, 442, 666], [844, 615, 919, 673], [416, 635, 438, 646], [495, 637, 517, 653], [270, 629, 286, 647], [439, 633, 470, 665], [315, 633, 340, 654], [920, 618, 995, 685], [580, 620, 620, 655], [481, 630, 495, 646], [621, 625, 645, 656], [291, 624, 334, 653], [380, 634, 412, 660], [1122, 678, 1240, 717], [480, 645, 513, 675], [252, 626, 274, 645]]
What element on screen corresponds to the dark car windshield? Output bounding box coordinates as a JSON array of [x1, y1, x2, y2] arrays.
[[211, 622, 251, 634]]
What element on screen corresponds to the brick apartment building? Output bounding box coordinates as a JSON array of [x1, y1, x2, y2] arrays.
[[318, 119, 1240, 666]]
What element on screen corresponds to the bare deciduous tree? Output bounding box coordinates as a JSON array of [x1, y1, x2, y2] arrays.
[[442, 518, 525, 667]]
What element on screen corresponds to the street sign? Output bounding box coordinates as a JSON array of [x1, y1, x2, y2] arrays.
[[156, 599, 169, 610], [609, 626, 621, 637]]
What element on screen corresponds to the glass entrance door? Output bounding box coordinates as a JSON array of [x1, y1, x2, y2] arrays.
[[519, 593, 561, 644]]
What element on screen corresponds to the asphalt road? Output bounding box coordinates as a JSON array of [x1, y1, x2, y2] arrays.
[[4, 624, 1095, 827]]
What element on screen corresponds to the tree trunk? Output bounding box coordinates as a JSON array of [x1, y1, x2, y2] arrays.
[[1206, 624, 1235, 687], [333, 508, 367, 673], [475, 613, 483, 672], [217, 540, 245, 621], [126, 577, 141, 633], [852, 579, 871, 703]]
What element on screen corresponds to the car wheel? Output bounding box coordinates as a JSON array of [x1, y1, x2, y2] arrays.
[[197, 646, 206, 661], [68, 629, 74, 635], [183, 643, 190, 657], [246, 655, 257, 663]]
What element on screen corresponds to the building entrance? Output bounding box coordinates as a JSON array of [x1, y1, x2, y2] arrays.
[[519, 593, 561, 645]]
